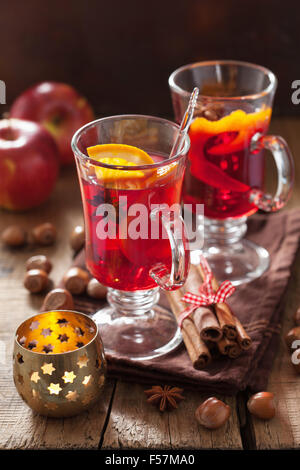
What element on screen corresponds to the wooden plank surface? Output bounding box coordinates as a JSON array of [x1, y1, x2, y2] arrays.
[[0, 117, 299, 450], [102, 381, 242, 449]]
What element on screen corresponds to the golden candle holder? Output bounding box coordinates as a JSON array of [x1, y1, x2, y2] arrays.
[[13, 310, 106, 418]]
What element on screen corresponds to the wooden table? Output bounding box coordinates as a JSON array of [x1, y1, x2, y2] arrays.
[[0, 117, 300, 450]]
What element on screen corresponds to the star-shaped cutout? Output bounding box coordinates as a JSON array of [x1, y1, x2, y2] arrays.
[[77, 354, 89, 368], [32, 389, 41, 400], [65, 390, 78, 402], [41, 362, 56, 375], [30, 371, 40, 383], [74, 327, 85, 337], [17, 374, 24, 385], [43, 344, 54, 354], [28, 340, 38, 350], [76, 342, 84, 348], [57, 318, 68, 327], [19, 336, 26, 346], [16, 353, 24, 364], [29, 321, 40, 331], [47, 383, 62, 395], [82, 392, 94, 406], [82, 375, 93, 386], [58, 334, 69, 343], [62, 371, 76, 384], [41, 328, 52, 337], [45, 402, 58, 410]]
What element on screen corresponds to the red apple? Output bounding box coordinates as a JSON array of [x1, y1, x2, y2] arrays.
[[10, 82, 94, 165], [0, 119, 59, 210]]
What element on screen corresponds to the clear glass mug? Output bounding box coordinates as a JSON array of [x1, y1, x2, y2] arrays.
[[169, 60, 294, 285], [72, 115, 190, 360]]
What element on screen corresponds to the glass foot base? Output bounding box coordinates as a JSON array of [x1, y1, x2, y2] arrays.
[[92, 304, 182, 361], [190, 239, 269, 286]]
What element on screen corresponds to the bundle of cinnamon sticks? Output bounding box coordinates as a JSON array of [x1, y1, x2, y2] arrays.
[[166, 261, 252, 370]]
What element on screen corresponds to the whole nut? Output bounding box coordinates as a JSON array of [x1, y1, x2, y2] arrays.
[[1, 225, 27, 247], [42, 288, 74, 311], [63, 267, 89, 295], [26, 255, 52, 274], [70, 225, 85, 252], [195, 397, 231, 429], [285, 326, 300, 350], [247, 392, 276, 420], [24, 269, 48, 293], [87, 278, 107, 299], [32, 223, 56, 246], [293, 307, 300, 326]]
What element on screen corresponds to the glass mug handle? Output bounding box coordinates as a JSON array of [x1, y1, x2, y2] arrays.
[[250, 133, 294, 211], [149, 206, 190, 290]]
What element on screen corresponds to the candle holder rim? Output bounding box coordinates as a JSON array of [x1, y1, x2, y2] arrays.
[[14, 309, 99, 357]]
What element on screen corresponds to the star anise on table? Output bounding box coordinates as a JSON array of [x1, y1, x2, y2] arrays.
[[144, 385, 184, 412]]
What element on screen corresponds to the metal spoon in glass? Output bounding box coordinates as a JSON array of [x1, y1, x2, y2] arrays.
[[169, 87, 199, 158]]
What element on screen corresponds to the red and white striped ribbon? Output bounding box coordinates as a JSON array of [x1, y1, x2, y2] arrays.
[[178, 255, 235, 328]]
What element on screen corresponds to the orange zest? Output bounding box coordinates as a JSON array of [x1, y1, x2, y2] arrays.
[[187, 107, 272, 193], [189, 107, 272, 156]]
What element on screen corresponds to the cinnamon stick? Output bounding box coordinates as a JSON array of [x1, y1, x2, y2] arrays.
[[205, 340, 222, 359], [197, 264, 237, 340], [217, 337, 242, 359], [214, 303, 237, 340], [194, 307, 223, 342], [166, 289, 211, 369], [197, 260, 252, 349], [234, 316, 252, 350], [184, 265, 222, 342]]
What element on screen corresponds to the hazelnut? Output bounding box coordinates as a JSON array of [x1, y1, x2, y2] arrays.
[[195, 397, 231, 429], [293, 307, 300, 326], [26, 255, 52, 274], [63, 267, 89, 295], [1, 225, 27, 247], [70, 225, 85, 252], [87, 278, 107, 299], [247, 392, 276, 420], [24, 269, 48, 293], [285, 326, 300, 349], [42, 288, 74, 311], [32, 223, 56, 246]]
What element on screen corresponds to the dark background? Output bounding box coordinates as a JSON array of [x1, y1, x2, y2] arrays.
[[1, 0, 300, 117]]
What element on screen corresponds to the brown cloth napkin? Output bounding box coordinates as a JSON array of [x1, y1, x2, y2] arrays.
[[67, 209, 300, 395]]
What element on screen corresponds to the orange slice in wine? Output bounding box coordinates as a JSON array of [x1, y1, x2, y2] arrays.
[[87, 144, 154, 188]]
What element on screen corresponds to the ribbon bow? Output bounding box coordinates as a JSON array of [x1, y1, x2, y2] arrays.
[[178, 255, 235, 328]]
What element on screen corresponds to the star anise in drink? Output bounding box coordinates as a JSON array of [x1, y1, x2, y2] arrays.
[[144, 385, 184, 412]]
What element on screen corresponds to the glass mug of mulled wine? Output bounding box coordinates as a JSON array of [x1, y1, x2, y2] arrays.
[[72, 115, 190, 360], [169, 60, 294, 285]]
